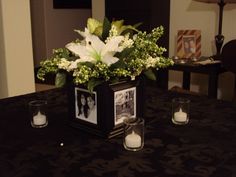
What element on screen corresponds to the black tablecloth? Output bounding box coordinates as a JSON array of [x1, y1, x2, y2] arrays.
[[0, 86, 236, 177]]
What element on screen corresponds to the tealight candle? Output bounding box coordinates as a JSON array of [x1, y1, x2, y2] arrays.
[[123, 118, 144, 151], [174, 108, 187, 122], [29, 100, 48, 128], [33, 111, 46, 125], [125, 131, 141, 148], [172, 98, 190, 125]]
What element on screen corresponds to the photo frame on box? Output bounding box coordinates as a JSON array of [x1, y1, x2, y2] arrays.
[[75, 88, 97, 125], [67, 79, 143, 138], [176, 30, 201, 59], [114, 87, 136, 125]]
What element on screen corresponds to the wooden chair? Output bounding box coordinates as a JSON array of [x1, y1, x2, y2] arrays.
[[221, 39, 236, 101]]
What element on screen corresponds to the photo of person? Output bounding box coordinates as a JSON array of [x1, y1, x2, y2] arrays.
[[75, 88, 97, 124], [177, 30, 201, 59], [114, 87, 136, 125], [86, 95, 96, 123], [77, 93, 89, 119], [189, 39, 196, 53], [183, 36, 196, 55]]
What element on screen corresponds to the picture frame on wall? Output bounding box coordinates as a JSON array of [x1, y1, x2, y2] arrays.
[[176, 30, 201, 59]]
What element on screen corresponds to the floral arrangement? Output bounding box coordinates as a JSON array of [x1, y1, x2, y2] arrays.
[[37, 17, 173, 91]]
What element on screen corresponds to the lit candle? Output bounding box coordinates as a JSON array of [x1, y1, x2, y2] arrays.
[[33, 111, 46, 125], [174, 108, 187, 122], [125, 131, 141, 148]]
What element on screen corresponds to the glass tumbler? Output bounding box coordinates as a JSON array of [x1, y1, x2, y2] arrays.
[[172, 97, 190, 125], [29, 100, 48, 128], [123, 117, 144, 151]]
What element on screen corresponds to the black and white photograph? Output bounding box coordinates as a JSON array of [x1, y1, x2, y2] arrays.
[[114, 87, 136, 125], [75, 88, 97, 124]]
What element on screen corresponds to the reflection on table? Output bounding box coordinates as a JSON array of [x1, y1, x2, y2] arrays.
[[0, 85, 235, 177]]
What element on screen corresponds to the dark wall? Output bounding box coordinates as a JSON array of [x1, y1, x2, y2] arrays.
[[105, 0, 170, 89], [105, 0, 170, 54], [53, 0, 91, 9]]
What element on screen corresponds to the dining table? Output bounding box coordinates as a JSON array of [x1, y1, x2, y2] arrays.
[[0, 84, 235, 177]]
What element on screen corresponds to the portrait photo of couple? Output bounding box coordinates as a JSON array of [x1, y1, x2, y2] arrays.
[[183, 36, 196, 55], [177, 29, 201, 59], [75, 88, 97, 124], [114, 87, 136, 125]]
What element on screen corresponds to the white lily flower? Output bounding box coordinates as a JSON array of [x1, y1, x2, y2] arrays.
[[66, 31, 124, 66], [74, 28, 91, 38]]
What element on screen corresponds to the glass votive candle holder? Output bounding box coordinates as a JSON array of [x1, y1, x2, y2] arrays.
[[29, 100, 48, 128], [172, 98, 190, 125], [123, 117, 144, 151]]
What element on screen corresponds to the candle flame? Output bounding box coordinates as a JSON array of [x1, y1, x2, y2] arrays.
[[37, 111, 42, 116]]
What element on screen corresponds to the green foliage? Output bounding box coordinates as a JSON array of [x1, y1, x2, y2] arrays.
[[114, 47, 134, 60], [87, 78, 104, 93], [102, 17, 111, 40], [143, 69, 156, 80], [37, 17, 174, 92]]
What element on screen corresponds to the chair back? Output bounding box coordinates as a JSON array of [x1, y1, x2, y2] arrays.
[[221, 39, 236, 101], [221, 39, 236, 73]]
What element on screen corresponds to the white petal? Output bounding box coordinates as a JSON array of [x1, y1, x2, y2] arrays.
[[66, 42, 89, 58], [74, 28, 90, 38], [102, 36, 124, 56], [76, 57, 95, 63], [85, 34, 105, 53], [66, 42, 97, 63], [102, 54, 119, 66]]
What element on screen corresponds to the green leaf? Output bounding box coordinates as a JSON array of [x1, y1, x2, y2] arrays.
[[55, 72, 66, 87], [143, 69, 156, 80], [87, 79, 104, 92], [133, 22, 142, 29], [78, 61, 94, 68], [68, 56, 78, 61], [115, 47, 134, 59], [119, 25, 139, 35], [110, 59, 126, 70], [102, 17, 111, 40]]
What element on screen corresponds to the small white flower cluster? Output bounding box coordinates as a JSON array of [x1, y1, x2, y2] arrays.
[[73, 66, 92, 84], [58, 58, 82, 72], [120, 34, 134, 49], [58, 58, 71, 70], [68, 59, 80, 71], [145, 57, 160, 68], [110, 25, 118, 36], [106, 25, 133, 50], [105, 25, 118, 43]]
